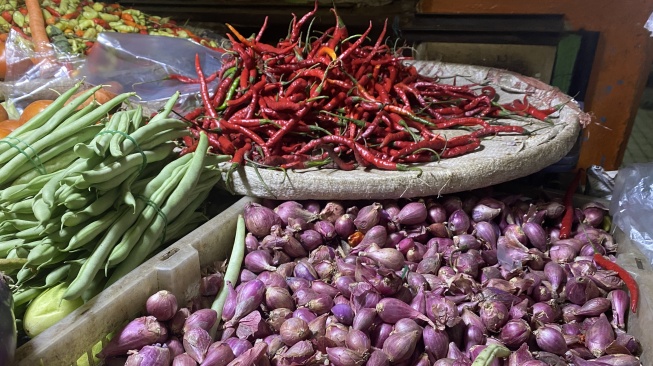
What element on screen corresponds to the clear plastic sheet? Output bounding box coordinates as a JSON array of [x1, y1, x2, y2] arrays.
[[610, 162, 653, 266], [0, 28, 84, 111], [0, 30, 227, 114], [79, 32, 226, 106]]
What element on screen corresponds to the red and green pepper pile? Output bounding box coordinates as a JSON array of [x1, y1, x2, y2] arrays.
[[0, 0, 219, 55], [180, 3, 560, 172]]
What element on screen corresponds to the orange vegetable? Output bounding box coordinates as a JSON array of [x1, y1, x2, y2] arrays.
[[19, 100, 54, 123], [0, 119, 24, 131], [0, 127, 11, 139], [25, 0, 53, 65], [65, 87, 117, 110]]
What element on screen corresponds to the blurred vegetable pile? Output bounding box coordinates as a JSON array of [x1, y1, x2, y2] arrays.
[[0, 0, 220, 55]]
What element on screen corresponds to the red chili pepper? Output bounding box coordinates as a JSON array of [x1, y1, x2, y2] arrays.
[[212, 75, 234, 106], [265, 118, 299, 148], [374, 83, 391, 104], [232, 142, 251, 164], [255, 16, 269, 42], [169, 74, 197, 83], [337, 21, 372, 62], [435, 117, 488, 129], [559, 168, 584, 239], [326, 7, 347, 50], [439, 138, 481, 158], [221, 119, 266, 147], [183, 107, 205, 122], [92, 18, 111, 29], [290, 0, 318, 42], [195, 54, 218, 120], [390, 137, 446, 161], [593, 254, 639, 313], [217, 135, 236, 155], [383, 66, 399, 93], [433, 106, 464, 115], [471, 125, 527, 138], [264, 97, 302, 112], [44, 6, 61, 17], [284, 78, 309, 97], [1, 11, 11, 23], [353, 142, 412, 171]]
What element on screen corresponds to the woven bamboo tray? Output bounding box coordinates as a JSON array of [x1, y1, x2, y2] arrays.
[[218, 61, 588, 200]]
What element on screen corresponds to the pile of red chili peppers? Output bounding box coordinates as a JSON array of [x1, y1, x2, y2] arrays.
[[179, 2, 558, 172]]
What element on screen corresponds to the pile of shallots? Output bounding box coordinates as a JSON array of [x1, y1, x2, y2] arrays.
[[101, 193, 645, 366]]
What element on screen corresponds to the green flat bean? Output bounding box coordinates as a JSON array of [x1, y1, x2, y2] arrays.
[[0, 92, 134, 185], [131, 153, 194, 197], [164, 189, 211, 242], [9, 124, 103, 182], [0, 239, 25, 257], [40, 264, 72, 289], [7, 198, 35, 214], [120, 119, 188, 155], [471, 344, 511, 366], [54, 183, 76, 205], [78, 142, 175, 187], [108, 133, 209, 283], [86, 110, 124, 158], [63, 192, 95, 211], [139, 129, 191, 151], [64, 202, 147, 300], [165, 213, 206, 243], [63, 208, 122, 251], [59, 100, 98, 128], [1, 172, 57, 202], [211, 215, 246, 328], [40, 155, 104, 207], [3, 218, 39, 231], [26, 243, 58, 266], [109, 109, 140, 157], [118, 169, 141, 210], [36, 248, 72, 270], [88, 165, 141, 193], [106, 110, 132, 154], [16, 266, 36, 285], [0, 85, 101, 165], [61, 189, 119, 227], [0, 82, 84, 158], [6, 247, 26, 259], [13, 288, 42, 308], [15, 224, 54, 240], [106, 161, 190, 267], [11, 148, 79, 186]]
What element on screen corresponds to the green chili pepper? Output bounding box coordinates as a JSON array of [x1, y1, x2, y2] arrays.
[[471, 344, 511, 366], [12, 11, 24, 28], [99, 12, 119, 22], [217, 76, 241, 111]]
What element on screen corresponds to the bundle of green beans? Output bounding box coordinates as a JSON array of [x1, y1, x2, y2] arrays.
[[0, 82, 229, 335]]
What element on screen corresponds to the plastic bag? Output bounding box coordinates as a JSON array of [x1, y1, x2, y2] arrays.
[[610, 162, 653, 266], [78, 32, 225, 105], [0, 29, 85, 110]]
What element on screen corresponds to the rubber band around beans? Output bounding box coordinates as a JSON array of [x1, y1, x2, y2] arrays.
[[97, 130, 148, 175], [0, 137, 47, 175], [135, 194, 168, 246]]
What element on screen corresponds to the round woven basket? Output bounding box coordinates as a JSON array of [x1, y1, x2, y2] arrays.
[[218, 61, 587, 200]]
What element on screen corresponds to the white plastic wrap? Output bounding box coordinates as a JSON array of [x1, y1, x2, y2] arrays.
[[610, 162, 653, 267]]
